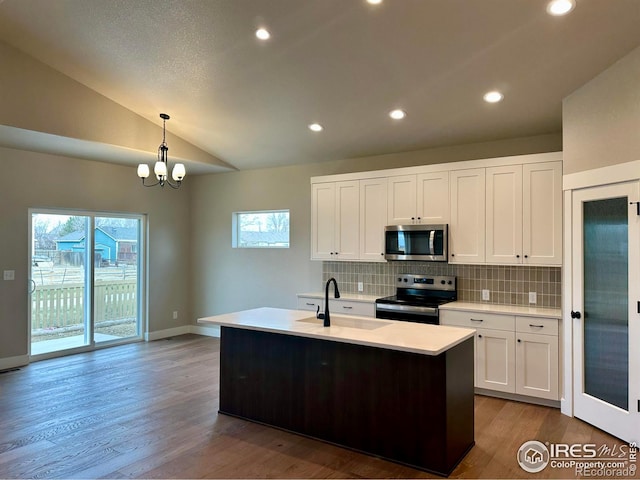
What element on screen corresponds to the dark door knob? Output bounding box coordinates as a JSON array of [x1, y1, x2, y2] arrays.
[[570, 310, 582, 319]]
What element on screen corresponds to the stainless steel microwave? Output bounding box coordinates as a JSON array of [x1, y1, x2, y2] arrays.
[[384, 224, 448, 261]]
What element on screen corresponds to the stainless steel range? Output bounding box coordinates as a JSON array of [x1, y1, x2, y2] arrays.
[[375, 274, 456, 325]]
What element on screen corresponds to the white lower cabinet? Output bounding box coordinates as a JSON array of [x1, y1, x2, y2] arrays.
[[440, 309, 559, 401], [515, 317, 559, 400], [297, 295, 375, 317], [476, 327, 516, 393]]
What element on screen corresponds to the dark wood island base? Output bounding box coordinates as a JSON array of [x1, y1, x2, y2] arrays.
[[219, 326, 475, 477]]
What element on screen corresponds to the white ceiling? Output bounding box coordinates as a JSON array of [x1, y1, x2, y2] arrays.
[[1, 0, 639, 172]]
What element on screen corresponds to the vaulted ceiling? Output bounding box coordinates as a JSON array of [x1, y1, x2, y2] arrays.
[[1, 0, 639, 172]]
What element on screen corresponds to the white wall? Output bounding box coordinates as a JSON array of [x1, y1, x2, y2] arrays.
[[189, 134, 562, 320], [0, 147, 191, 363], [563, 44, 640, 174]]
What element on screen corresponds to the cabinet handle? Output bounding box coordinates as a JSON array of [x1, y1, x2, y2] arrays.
[[470, 318, 483, 322], [381, 252, 384, 256], [306, 302, 316, 306], [529, 324, 544, 328], [451, 253, 455, 257], [516, 255, 520, 258], [478, 334, 482, 338], [524, 255, 529, 258], [517, 339, 521, 343], [342, 306, 353, 309]]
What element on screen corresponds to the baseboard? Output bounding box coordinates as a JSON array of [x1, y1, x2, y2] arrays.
[[0, 354, 29, 371], [145, 326, 190, 341], [475, 387, 561, 408], [189, 325, 221, 337]]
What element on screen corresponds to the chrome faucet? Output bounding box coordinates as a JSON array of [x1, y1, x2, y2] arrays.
[[316, 277, 340, 327]]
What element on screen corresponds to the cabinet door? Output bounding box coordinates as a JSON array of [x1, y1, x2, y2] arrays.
[[359, 178, 387, 261], [523, 162, 562, 265], [417, 172, 449, 224], [486, 165, 523, 264], [297, 296, 321, 312], [515, 332, 559, 400], [449, 168, 486, 263], [311, 183, 336, 260], [387, 175, 417, 225], [476, 328, 515, 393], [334, 181, 360, 260]]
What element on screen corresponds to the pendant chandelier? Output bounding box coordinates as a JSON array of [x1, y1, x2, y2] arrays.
[[136, 113, 186, 188]]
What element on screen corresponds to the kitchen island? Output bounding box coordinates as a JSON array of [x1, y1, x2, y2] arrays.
[[198, 307, 475, 476]]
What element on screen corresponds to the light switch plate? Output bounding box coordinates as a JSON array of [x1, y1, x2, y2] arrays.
[[3, 270, 15, 281], [529, 292, 537, 304], [357, 282, 364, 292], [482, 289, 490, 301]]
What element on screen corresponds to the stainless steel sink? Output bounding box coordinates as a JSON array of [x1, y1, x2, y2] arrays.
[[297, 316, 391, 330]]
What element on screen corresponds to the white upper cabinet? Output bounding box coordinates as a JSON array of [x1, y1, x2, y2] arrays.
[[311, 181, 359, 260], [359, 178, 388, 262], [311, 183, 336, 260], [449, 168, 486, 264], [486, 165, 523, 264], [387, 175, 417, 225], [388, 172, 449, 225], [485, 161, 562, 265], [310, 152, 562, 265], [522, 162, 562, 265], [417, 172, 449, 224]]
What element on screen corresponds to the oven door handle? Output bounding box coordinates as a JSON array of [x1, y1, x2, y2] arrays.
[[375, 304, 438, 316]]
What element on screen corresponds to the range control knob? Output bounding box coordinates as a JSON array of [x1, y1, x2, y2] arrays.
[[448, 280, 453, 285], [440, 280, 446, 285]]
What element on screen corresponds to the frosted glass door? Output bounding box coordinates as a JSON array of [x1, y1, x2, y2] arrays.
[[572, 182, 640, 443]]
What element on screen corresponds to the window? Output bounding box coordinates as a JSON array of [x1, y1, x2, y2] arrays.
[[232, 210, 290, 248]]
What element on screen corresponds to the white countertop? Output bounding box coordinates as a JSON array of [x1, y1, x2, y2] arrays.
[[439, 301, 562, 319], [297, 292, 379, 303], [198, 307, 475, 356]]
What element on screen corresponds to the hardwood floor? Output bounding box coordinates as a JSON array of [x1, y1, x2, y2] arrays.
[[0, 334, 631, 479]]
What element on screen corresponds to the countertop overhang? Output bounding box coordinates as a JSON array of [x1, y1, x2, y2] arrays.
[[198, 307, 475, 356]]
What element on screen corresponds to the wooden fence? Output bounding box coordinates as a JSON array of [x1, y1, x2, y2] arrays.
[[31, 280, 137, 330]]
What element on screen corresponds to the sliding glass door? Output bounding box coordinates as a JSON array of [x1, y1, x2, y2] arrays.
[[29, 210, 144, 357]]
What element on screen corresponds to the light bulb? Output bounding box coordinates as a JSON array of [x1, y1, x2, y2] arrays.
[[154, 161, 167, 179], [137, 164, 150, 178], [172, 163, 186, 182]]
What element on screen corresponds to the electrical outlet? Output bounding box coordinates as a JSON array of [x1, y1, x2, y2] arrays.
[[529, 292, 537, 304], [357, 282, 364, 292], [172, 311, 178, 320], [482, 289, 490, 301], [3, 270, 15, 281]]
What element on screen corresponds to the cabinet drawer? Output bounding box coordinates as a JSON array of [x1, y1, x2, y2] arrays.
[[298, 297, 321, 311], [440, 310, 514, 331], [516, 316, 558, 336], [330, 299, 375, 317]]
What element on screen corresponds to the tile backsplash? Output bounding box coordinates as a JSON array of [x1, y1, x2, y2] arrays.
[[322, 261, 561, 309]]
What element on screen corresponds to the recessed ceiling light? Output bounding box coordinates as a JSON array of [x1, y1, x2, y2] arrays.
[[389, 109, 406, 120], [483, 91, 504, 103], [546, 0, 576, 16], [367, 0, 383, 4], [308, 123, 323, 132], [256, 28, 271, 40]]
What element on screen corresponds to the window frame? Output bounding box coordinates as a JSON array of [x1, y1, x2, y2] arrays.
[[232, 209, 290, 249]]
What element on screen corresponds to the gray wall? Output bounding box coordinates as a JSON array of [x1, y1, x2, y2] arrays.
[[189, 134, 562, 320], [563, 44, 640, 174], [0, 147, 191, 361]]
